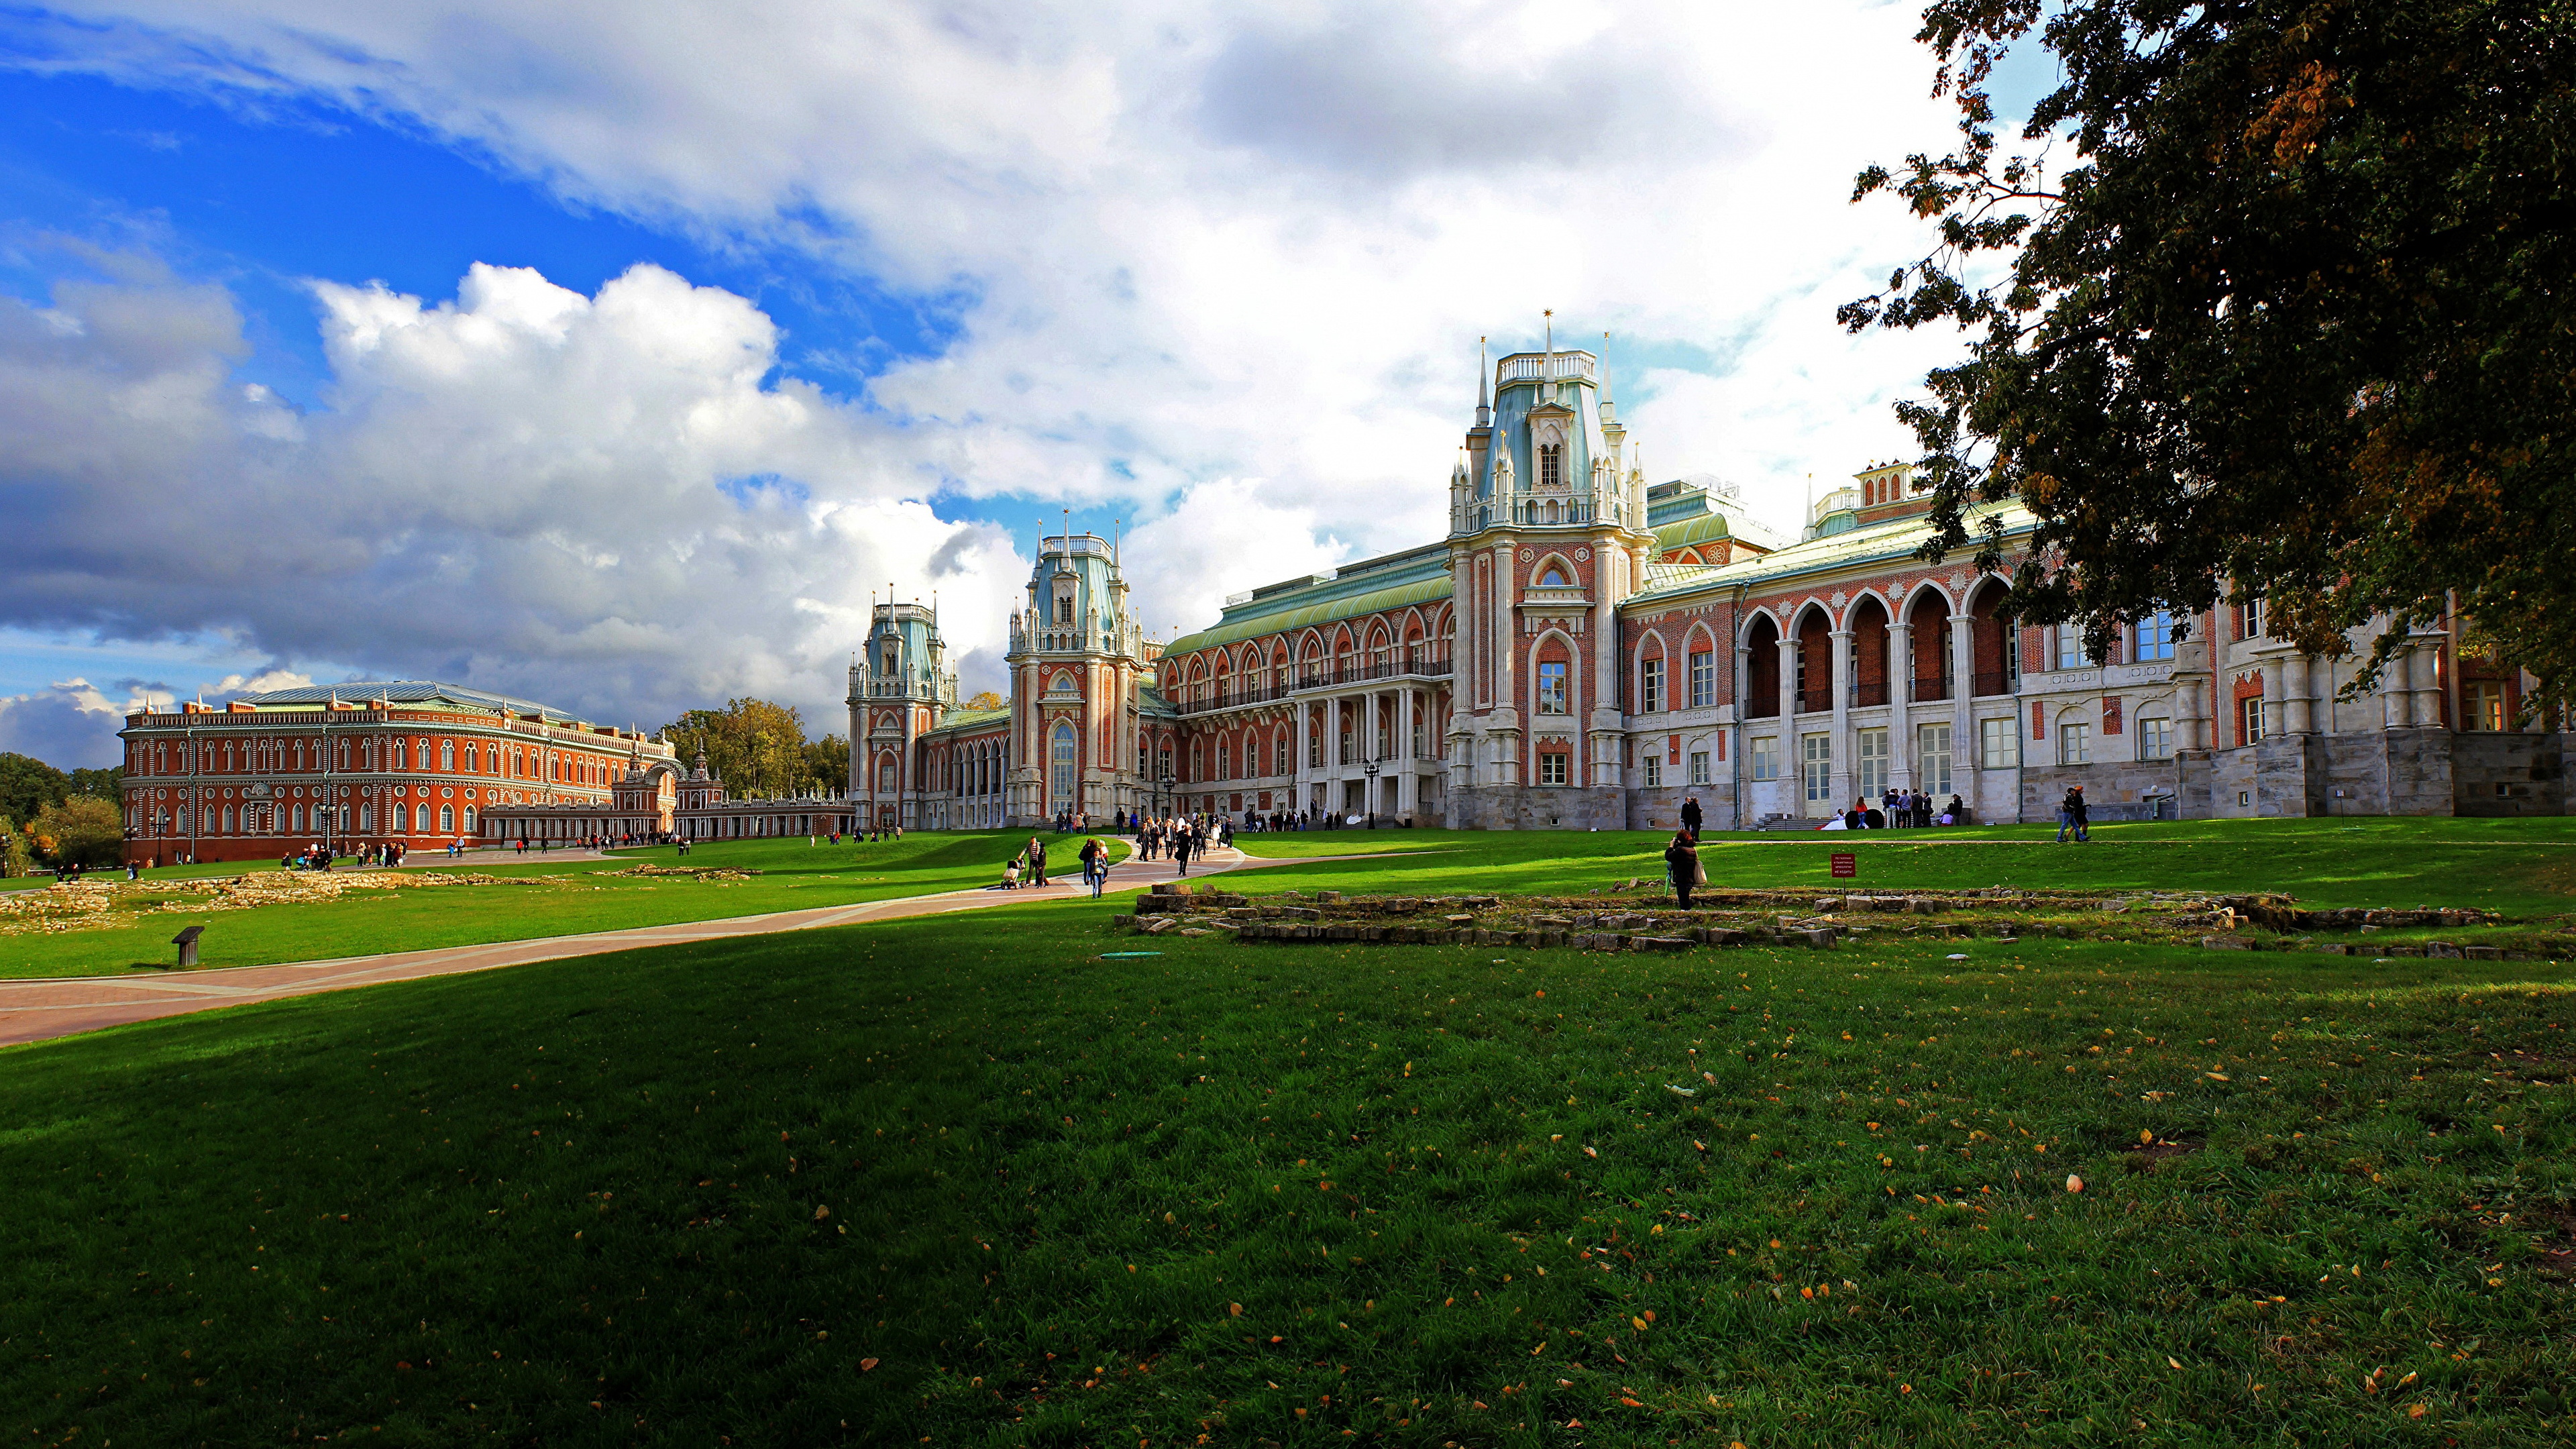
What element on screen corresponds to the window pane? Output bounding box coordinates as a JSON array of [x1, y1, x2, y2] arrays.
[[1641, 658, 1664, 712], [2135, 610, 2176, 661], [1801, 734, 1833, 802], [1980, 716, 2020, 769], [2059, 722, 2090, 765], [1916, 723, 1952, 795], [1690, 749, 1713, 786], [1856, 727, 1889, 796], [1642, 755, 1661, 787], [1538, 661, 1569, 714], [2139, 717, 2173, 760], [1689, 651, 1714, 708], [1748, 737, 1776, 782]]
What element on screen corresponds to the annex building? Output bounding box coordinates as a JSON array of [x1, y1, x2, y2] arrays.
[[115, 682, 870, 864], [853, 337, 2565, 831]]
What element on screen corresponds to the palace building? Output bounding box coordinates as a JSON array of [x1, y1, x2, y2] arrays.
[[115, 682, 678, 864], [853, 335, 2567, 830]]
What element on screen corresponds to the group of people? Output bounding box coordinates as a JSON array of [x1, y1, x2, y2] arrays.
[[278, 841, 410, 871], [1000, 834, 1117, 896], [1130, 814, 1220, 871], [1835, 790, 1970, 830]]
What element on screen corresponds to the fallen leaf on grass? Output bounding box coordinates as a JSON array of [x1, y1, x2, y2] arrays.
[[2066, 1175, 2085, 1193], [860, 1358, 878, 1371]]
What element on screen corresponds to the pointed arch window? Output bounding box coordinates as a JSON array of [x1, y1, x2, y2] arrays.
[[1539, 443, 1562, 490], [1538, 565, 1570, 587]]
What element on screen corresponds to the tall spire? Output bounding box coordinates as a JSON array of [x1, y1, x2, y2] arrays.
[[1599, 330, 1616, 422], [1474, 335, 1491, 427], [1542, 310, 1556, 405]]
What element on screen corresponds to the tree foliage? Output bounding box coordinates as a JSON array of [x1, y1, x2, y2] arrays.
[[654, 699, 845, 799], [28, 796, 123, 869], [961, 690, 1007, 712], [0, 752, 118, 824], [1846, 0, 2576, 686]]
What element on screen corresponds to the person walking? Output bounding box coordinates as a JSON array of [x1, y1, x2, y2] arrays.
[[1172, 826, 1192, 876], [1080, 837, 1107, 898], [1665, 830, 1701, 910], [2057, 785, 2090, 843]]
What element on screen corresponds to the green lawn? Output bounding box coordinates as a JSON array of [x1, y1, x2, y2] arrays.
[[1236, 818, 2576, 915], [2, 831, 2571, 1444], [0, 831, 1107, 979]]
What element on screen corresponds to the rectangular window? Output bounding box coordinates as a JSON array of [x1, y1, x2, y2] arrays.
[[2242, 696, 2266, 745], [1749, 736, 1778, 782], [2059, 722, 2091, 765], [1538, 753, 1569, 786], [2135, 610, 2176, 661], [1640, 657, 1664, 713], [1917, 722, 1953, 796], [1538, 660, 1569, 714], [1801, 733, 1833, 803], [1856, 727, 1889, 796], [2242, 596, 2265, 639], [1642, 755, 1662, 788], [2055, 629, 2092, 670], [1980, 716, 2021, 769], [1160, 747, 1175, 781], [1411, 712, 1427, 759], [2467, 682, 2508, 732], [1689, 651, 1715, 708], [1690, 749, 1714, 786], [2139, 716, 2174, 760]]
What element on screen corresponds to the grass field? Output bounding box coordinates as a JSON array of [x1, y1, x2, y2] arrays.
[[0, 831, 1107, 979], [1232, 818, 2576, 914], [2, 822, 2571, 1445]]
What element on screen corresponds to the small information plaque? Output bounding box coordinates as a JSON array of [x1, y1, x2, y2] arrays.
[[1830, 853, 1857, 879]]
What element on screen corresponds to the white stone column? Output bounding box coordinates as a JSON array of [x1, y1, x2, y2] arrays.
[[2282, 653, 2315, 735], [1888, 620, 1915, 789], [2410, 636, 2445, 729], [1775, 638, 1798, 727], [1937, 608, 1978, 789], [1829, 628, 1856, 808], [2261, 656, 2286, 739], [1493, 543, 1516, 708]]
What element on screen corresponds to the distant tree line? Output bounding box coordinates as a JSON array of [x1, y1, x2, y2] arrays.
[[653, 699, 851, 800], [1, 752, 125, 873]]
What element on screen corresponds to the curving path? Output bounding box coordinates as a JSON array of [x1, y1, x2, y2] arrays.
[[0, 843, 1288, 1050]]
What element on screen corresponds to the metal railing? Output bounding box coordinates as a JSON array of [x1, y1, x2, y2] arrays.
[[1293, 657, 1453, 691]]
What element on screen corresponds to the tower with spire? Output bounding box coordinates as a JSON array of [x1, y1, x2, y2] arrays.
[[851, 592, 957, 830], [1446, 319, 1654, 828], [1000, 527, 1147, 826]]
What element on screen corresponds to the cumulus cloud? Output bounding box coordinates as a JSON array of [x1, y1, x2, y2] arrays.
[[0, 0, 1975, 722], [0, 678, 128, 767], [0, 258, 1032, 727]]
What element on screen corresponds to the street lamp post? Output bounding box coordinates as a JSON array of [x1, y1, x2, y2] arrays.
[[1159, 770, 1174, 823], [1362, 756, 1381, 829]]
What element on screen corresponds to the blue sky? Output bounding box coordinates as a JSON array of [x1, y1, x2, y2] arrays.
[[0, 1, 1992, 766]]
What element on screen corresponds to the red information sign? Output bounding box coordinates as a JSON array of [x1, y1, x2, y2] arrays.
[[1830, 853, 1857, 879]]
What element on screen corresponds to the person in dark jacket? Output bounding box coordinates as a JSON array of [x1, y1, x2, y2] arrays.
[[1680, 796, 1703, 841], [1665, 831, 1701, 910], [2056, 786, 2090, 843]]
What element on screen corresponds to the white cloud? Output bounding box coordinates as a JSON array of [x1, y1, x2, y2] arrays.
[[1, 0, 1978, 721], [0, 260, 1032, 728], [0, 678, 127, 768]]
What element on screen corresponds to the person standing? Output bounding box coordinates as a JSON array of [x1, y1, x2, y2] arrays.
[[1665, 830, 1701, 910], [1680, 795, 1703, 841], [1080, 837, 1108, 898], [1029, 835, 1048, 887]]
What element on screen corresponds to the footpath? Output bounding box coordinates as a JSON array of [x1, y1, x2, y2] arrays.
[[0, 845, 1264, 1050]]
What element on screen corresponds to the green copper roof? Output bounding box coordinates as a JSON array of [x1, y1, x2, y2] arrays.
[[1624, 502, 2036, 608], [920, 706, 1010, 741], [1652, 512, 1739, 551], [1163, 546, 1453, 656]]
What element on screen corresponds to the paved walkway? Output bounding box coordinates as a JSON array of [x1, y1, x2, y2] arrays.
[[0, 844, 1270, 1051]]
